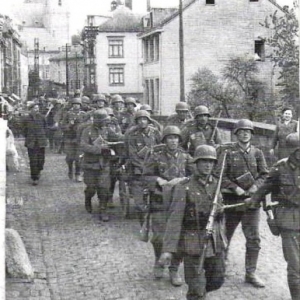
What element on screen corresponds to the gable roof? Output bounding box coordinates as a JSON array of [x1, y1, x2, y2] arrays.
[[140, 0, 284, 37], [98, 5, 144, 33]]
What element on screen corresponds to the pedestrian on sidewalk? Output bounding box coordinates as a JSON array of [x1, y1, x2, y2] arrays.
[[246, 132, 300, 300], [22, 102, 48, 185], [219, 119, 269, 288]]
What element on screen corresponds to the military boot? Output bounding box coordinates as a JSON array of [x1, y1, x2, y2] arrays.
[[153, 260, 164, 279], [169, 270, 183, 286], [85, 197, 92, 213], [245, 249, 265, 288]]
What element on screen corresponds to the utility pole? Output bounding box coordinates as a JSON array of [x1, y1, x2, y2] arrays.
[[75, 51, 79, 89], [179, 0, 185, 102], [34, 38, 40, 97], [64, 44, 71, 96]]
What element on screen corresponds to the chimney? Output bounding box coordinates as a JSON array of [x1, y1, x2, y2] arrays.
[[147, 0, 151, 12]]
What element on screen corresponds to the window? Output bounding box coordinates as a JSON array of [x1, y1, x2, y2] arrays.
[[144, 34, 160, 63], [250, 0, 259, 2], [255, 40, 265, 61], [109, 65, 124, 85], [108, 39, 124, 58], [206, 0, 215, 4], [58, 0, 62, 6]]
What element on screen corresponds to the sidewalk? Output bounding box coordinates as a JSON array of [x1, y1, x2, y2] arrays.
[[5, 140, 290, 300]]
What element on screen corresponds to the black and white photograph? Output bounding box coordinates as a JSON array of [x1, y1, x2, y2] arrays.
[[1, 0, 299, 299]]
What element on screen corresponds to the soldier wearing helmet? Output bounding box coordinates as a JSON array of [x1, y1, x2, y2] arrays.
[[181, 105, 222, 155], [139, 104, 163, 132], [166, 102, 191, 129], [218, 118, 269, 288], [120, 97, 137, 133], [61, 97, 88, 182], [159, 144, 226, 299], [247, 132, 300, 300], [92, 93, 108, 109], [80, 109, 124, 221], [143, 125, 193, 285], [126, 109, 161, 226]]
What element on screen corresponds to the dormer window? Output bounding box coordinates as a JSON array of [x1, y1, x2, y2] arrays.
[[206, 0, 215, 4]]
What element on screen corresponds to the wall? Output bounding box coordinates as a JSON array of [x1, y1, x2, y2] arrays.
[[143, 0, 283, 115], [96, 32, 143, 95]]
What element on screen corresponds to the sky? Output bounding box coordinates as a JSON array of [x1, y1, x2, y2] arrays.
[[1, 0, 296, 34]]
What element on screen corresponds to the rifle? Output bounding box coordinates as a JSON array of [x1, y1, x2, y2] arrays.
[[198, 150, 227, 275], [210, 109, 222, 143], [139, 188, 151, 242]]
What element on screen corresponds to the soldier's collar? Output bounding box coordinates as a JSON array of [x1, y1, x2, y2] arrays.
[[196, 174, 213, 185], [237, 143, 251, 154]]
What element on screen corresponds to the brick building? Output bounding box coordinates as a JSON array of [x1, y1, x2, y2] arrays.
[[139, 0, 284, 115]]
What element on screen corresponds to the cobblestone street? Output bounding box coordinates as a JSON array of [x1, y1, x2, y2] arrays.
[[6, 140, 291, 300]]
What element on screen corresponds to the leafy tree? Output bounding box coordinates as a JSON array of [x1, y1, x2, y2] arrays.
[[188, 56, 275, 122], [260, 2, 299, 107]]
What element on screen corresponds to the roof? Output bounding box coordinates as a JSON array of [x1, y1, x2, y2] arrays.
[[140, 0, 284, 37], [19, 27, 64, 51], [49, 47, 84, 61], [98, 5, 144, 33]]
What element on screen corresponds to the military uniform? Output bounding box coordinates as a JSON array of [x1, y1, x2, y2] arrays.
[[181, 120, 222, 155], [166, 113, 190, 129], [220, 142, 268, 282], [80, 123, 123, 217], [143, 143, 194, 282], [61, 107, 87, 179], [162, 174, 227, 299], [251, 152, 300, 300], [120, 110, 135, 134], [127, 125, 161, 216]]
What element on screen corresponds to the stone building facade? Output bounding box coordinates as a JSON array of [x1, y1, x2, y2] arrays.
[[139, 0, 284, 115]]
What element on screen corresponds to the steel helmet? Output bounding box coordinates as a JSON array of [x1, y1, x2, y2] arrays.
[[175, 102, 189, 111], [111, 94, 124, 104], [286, 132, 300, 149], [104, 107, 115, 116], [134, 110, 151, 122], [234, 119, 254, 134], [194, 105, 210, 117], [71, 98, 82, 105], [93, 109, 110, 123], [93, 93, 107, 103], [162, 126, 182, 142], [81, 96, 90, 103], [140, 104, 152, 112], [125, 97, 137, 107], [193, 145, 217, 162]]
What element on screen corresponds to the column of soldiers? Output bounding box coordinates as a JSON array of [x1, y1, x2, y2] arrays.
[[29, 93, 298, 300]]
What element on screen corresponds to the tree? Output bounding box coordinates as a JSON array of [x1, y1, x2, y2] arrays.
[[188, 56, 275, 122], [188, 68, 237, 118], [260, 3, 299, 107]]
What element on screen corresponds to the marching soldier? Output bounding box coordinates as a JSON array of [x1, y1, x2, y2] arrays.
[[166, 102, 191, 129], [139, 104, 163, 132], [220, 119, 269, 288], [111, 94, 125, 125], [127, 110, 161, 224], [80, 109, 124, 221], [120, 97, 137, 133], [143, 126, 193, 285], [159, 145, 227, 300], [246, 132, 300, 300], [92, 94, 108, 110], [61, 97, 88, 182], [181, 105, 222, 155]]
